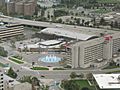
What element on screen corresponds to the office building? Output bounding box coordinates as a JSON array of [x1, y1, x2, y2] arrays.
[[0, 23, 24, 40]]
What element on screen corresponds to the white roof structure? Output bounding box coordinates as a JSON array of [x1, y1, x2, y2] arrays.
[[40, 28, 98, 41], [18, 40, 65, 49], [36, 40, 62, 46], [93, 74, 120, 89]]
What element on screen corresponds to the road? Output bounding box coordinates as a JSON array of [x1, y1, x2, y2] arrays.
[[0, 55, 120, 80], [0, 15, 113, 33]]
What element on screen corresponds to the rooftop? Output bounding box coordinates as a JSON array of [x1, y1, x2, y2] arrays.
[[93, 74, 120, 89], [4, 74, 20, 87], [36, 40, 62, 46], [40, 27, 118, 41]]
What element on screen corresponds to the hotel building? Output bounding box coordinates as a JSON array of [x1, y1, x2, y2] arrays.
[[39, 27, 120, 68]]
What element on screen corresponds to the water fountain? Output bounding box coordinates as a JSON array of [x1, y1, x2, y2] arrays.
[[38, 55, 61, 63]]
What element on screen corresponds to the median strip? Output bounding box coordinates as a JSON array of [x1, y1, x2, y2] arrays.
[[31, 67, 49, 70], [9, 57, 24, 64]]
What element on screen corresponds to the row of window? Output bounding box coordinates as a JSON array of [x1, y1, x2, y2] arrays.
[[84, 43, 104, 64], [113, 38, 120, 54]]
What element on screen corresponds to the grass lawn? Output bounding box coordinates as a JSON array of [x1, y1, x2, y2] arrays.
[[94, 9, 111, 14], [53, 68, 65, 70], [31, 67, 49, 70], [12, 55, 22, 60], [107, 70, 120, 74], [0, 62, 5, 67], [73, 80, 95, 90], [9, 57, 24, 64], [97, 0, 120, 3], [103, 65, 120, 69]]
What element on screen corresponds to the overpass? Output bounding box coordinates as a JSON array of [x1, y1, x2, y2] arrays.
[[0, 15, 116, 37], [0, 15, 109, 32], [0, 15, 67, 29]]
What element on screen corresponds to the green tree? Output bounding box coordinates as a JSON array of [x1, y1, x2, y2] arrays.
[[57, 18, 63, 23], [100, 17, 106, 25], [86, 73, 93, 81], [114, 21, 118, 28], [40, 85, 49, 90], [77, 73, 84, 78], [19, 76, 49, 90], [61, 80, 80, 90], [32, 77, 40, 86], [7, 67, 17, 79], [70, 72, 77, 79], [0, 46, 8, 57], [81, 87, 90, 90], [110, 21, 114, 28], [76, 18, 80, 25]]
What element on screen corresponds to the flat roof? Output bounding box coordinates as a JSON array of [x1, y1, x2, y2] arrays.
[[40, 28, 98, 41], [93, 74, 120, 89], [18, 40, 65, 49], [36, 40, 62, 46], [4, 74, 20, 86]]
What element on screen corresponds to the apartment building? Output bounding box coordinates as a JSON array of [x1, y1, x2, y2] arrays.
[[7, 2, 15, 15], [7, 0, 36, 16], [0, 0, 5, 7]]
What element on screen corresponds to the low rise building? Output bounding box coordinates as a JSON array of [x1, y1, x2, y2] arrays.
[[4, 75, 32, 90], [0, 23, 24, 40], [93, 74, 120, 90]]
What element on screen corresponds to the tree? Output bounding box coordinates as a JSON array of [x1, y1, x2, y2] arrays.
[[114, 21, 118, 28], [19, 76, 32, 83], [77, 73, 84, 78], [81, 87, 90, 90], [57, 18, 63, 23], [110, 21, 114, 28], [40, 85, 49, 90], [32, 77, 40, 86], [100, 17, 106, 25], [86, 73, 93, 81], [81, 19, 85, 26], [19, 76, 49, 90], [61, 80, 80, 90], [32, 77, 40, 90], [0, 46, 8, 57], [118, 49, 120, 53], [109, 60, 116, 66], [7, 67, 17, 79], [32, 62, 35, 67], [70, 72, 77, 79], [76, 18, 80, 25]]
